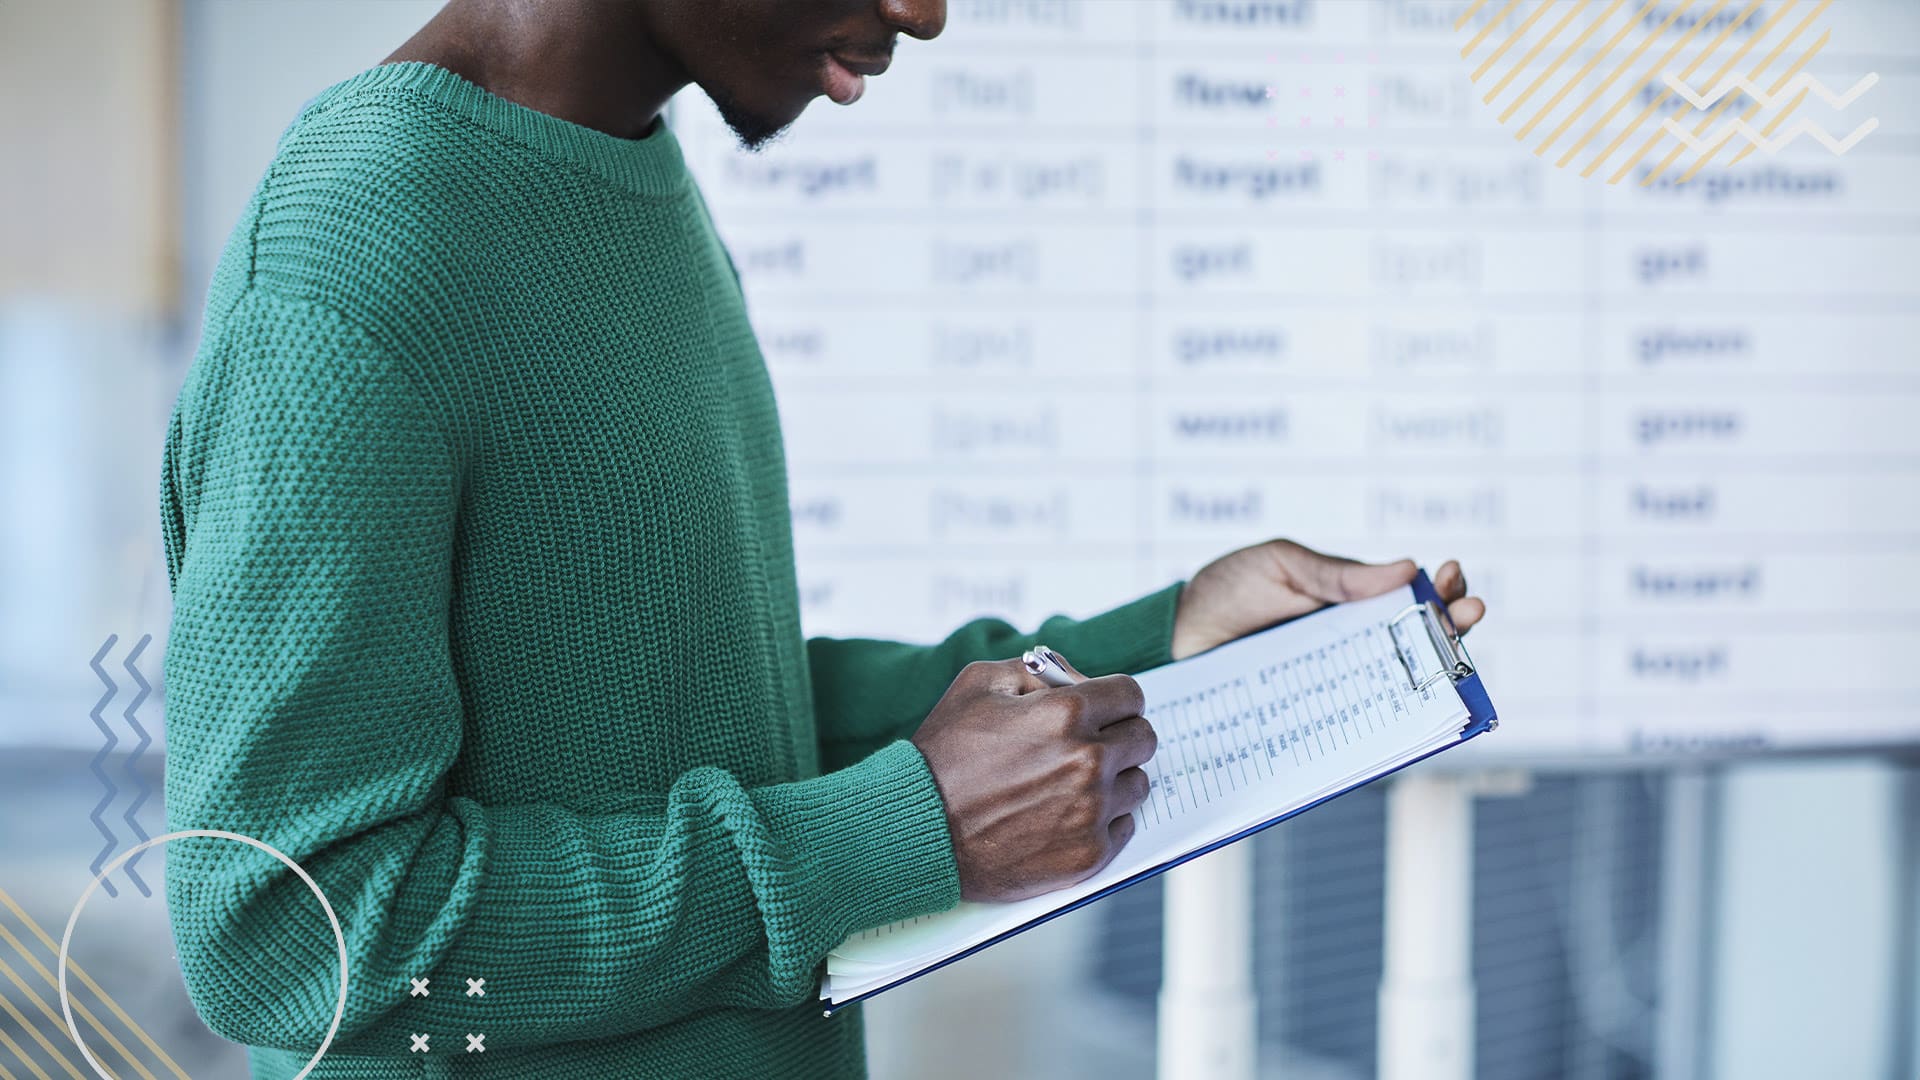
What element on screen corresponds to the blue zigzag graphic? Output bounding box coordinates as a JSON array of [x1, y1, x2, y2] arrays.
[[121, 634, 156, 897], [88, 635, 122, 899]]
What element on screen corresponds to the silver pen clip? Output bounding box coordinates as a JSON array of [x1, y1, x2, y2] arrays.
[[1021, 644, 1077, 688]]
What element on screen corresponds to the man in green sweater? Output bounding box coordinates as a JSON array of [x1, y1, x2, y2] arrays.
[[159, 1, 1485, 1077]]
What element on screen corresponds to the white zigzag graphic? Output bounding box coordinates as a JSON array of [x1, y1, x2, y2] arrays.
[[1661, 71, 1879, 111], [1660, 116, 1880, 156]]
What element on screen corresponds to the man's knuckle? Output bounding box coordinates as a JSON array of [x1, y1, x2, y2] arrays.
[[1055, 693, 1086, 728], [1065, 793, 1099, 832]]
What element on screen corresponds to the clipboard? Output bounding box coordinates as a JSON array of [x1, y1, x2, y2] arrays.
[[822, 569, 1497, 1014]]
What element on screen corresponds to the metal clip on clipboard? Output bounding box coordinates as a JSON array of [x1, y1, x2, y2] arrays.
[[1388, 599, 1475, 694]]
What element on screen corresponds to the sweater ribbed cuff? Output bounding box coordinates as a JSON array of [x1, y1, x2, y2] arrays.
[[1037, 580, 1186, 678], [764, 740, 960, 949]]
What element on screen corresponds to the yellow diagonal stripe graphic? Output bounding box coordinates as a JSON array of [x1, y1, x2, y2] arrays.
[[1498, 0, 1637, 123], [1455, 0, 1857, 184], [0, 1023, 57, 1080], [0, 987, 89, 1080], [1521, 0, 1706, 146], [1560, 0, 1764, 169], [1651, 24, 1829, 183], [1474, 0, 1597, 101], [0, 924, 158, 1080], [1455, 0, 1493, 32], [1599, 0, 1801, 181], [1622, 0, 1829, 183], [0, 887, 189, 1080], [1473, 0, 1553, 80], [0, 954, 141, 1080], [1462, 0, 1527, 58]]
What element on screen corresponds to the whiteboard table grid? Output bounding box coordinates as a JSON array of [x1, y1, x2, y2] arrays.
[[672, 1, 1920, 758]]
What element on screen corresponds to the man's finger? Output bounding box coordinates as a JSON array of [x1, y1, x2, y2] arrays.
[[1278, 541, 1417, 603], [1107, 766, 1152, 818], [969, 657, 1049, 695], [1436, 560, 1467, 602], [1073, 814, 1135, 884], [1098, 715, 1158, 772], [1447, 596, 1485, 634], [1061, 673, 1147, 731]]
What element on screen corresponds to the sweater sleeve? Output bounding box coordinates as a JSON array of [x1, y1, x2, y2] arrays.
[[805, 585, 1184, 772], [159, 289, 958, 1055]]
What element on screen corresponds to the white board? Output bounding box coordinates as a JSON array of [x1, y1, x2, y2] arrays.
[[673, 0, 1920, 759]]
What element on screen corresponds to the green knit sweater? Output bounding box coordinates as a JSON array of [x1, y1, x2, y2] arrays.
[[159, 62, 1180, 1080]]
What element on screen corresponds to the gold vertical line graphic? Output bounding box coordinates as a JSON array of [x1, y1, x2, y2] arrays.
[[0, 955, 143, 1080], [1635, 8, 1827, 182], [0, 989, 90, 1080], [1466, 0, 1559, 82], [1599, 0, 1799, 181], [1462, 0, 1527, 58], [1555, 0, 1761, 168], [0, 1022, 57, 1080], [1482, 0, 1589, 102], [0, 889, 190, 1080], [1456, 0, 1494, 32], [1522, 0, 1709, 147], [1500, 0, 1638, 123]]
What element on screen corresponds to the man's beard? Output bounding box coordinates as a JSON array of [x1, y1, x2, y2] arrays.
[[706, 83, 792, 152]]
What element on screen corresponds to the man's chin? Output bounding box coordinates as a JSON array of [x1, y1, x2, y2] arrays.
[[728, 118, 795, 152], [707, 88, 800, 152]]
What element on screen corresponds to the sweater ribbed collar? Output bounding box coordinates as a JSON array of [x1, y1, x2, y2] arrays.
[[307, 61, 691, 199]]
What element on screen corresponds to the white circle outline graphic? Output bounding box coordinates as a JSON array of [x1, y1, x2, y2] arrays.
[[59, 829, 349, 1080]]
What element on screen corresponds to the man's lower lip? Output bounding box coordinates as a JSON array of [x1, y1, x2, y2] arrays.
[[822, 55, 866, 105]]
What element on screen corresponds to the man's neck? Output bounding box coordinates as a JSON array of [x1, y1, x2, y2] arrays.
[[383, 0, 690, 140]]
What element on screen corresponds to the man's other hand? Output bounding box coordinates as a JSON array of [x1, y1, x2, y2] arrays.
[[911, 657, 1155, 903], [1171, 539, 1487, 661]]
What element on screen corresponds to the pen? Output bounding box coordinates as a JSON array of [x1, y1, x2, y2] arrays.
[[1021, 644, 1077, 688]]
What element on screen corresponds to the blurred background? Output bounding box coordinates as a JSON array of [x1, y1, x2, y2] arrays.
[[2, 1, 1916, 1077]]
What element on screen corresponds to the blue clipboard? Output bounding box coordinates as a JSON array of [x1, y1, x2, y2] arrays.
[[822, 569, 1498, 1015]]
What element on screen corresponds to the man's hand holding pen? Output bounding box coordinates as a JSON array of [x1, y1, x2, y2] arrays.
[[911, 654, 1155, 902]]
